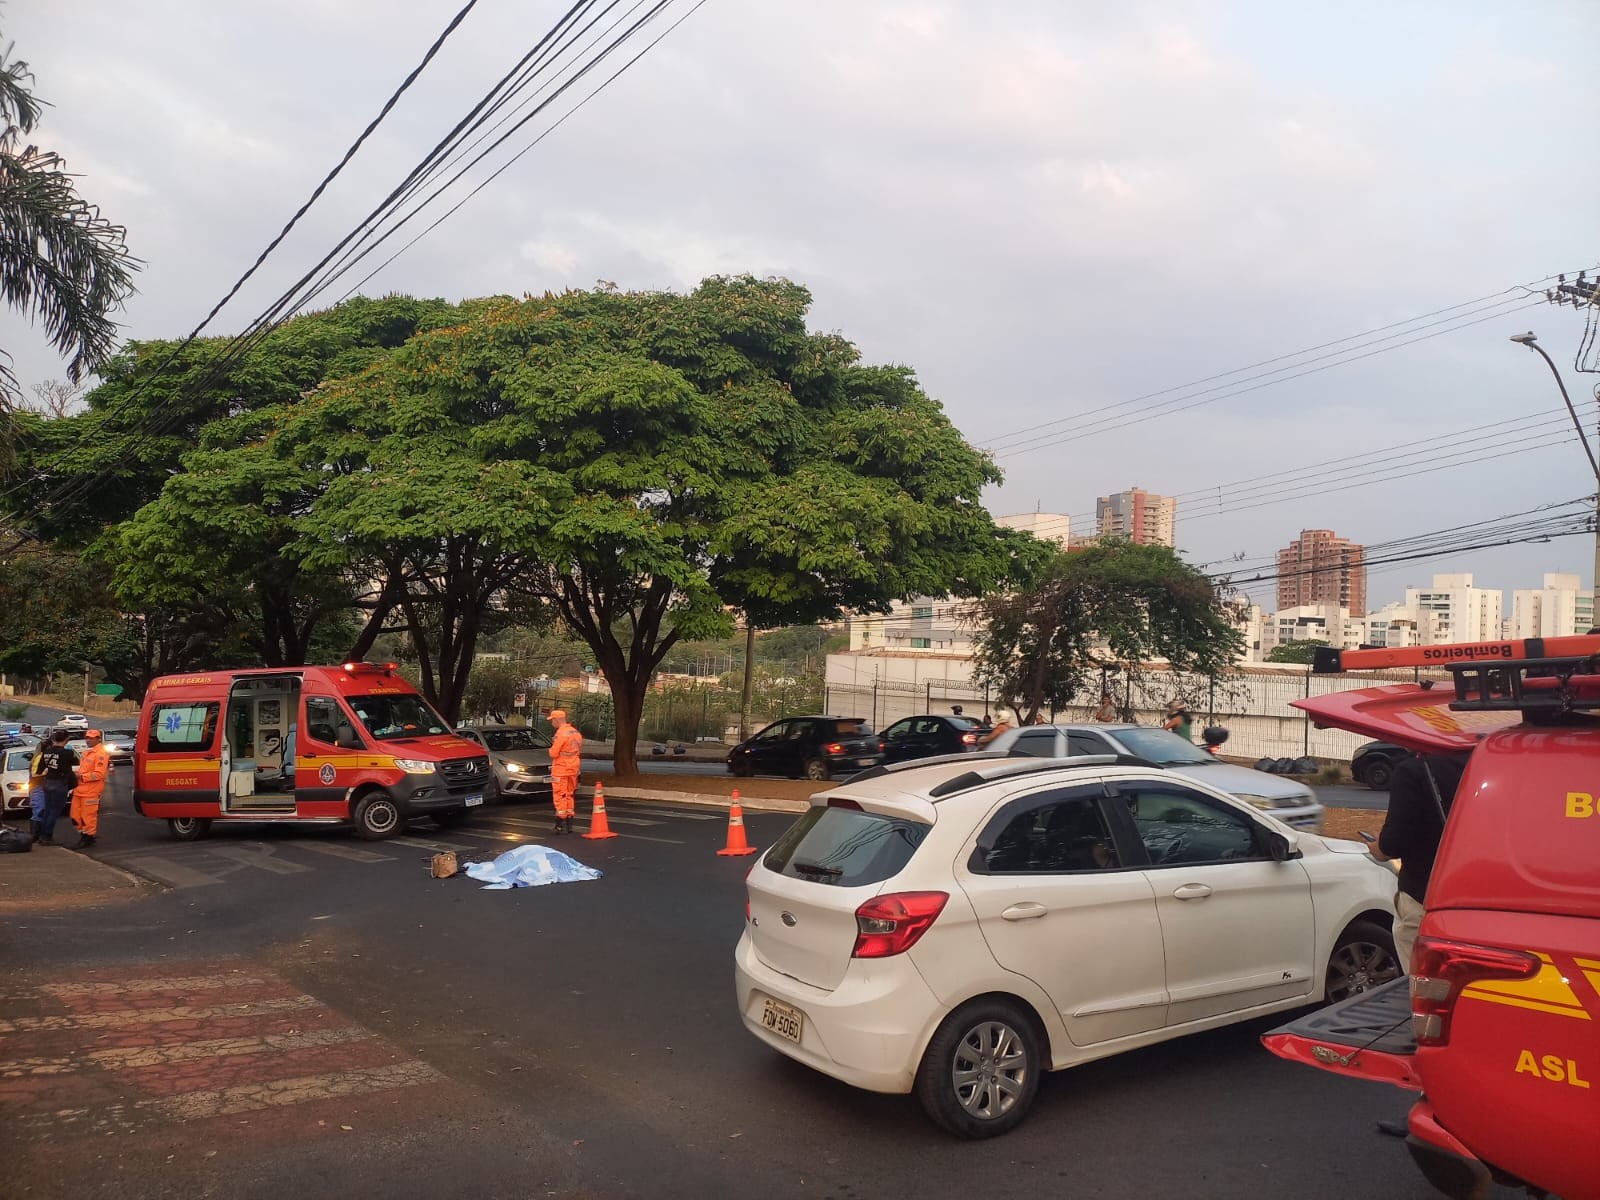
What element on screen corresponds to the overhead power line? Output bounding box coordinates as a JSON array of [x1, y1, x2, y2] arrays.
[[991, 294, 1558, 461], [992, 400, 1592, 544], [10, 0, 709, 534], [982, 267, 1594, 455]]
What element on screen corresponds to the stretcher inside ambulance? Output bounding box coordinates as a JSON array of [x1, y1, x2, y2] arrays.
[[1261, 635, 1599, 1200], [134, 662, 493, 841]]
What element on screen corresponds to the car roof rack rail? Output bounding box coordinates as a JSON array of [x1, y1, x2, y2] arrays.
[[1315, 636, 1600, 716], [850, 751, 1163, 792], [925, 755, 1132, 798]]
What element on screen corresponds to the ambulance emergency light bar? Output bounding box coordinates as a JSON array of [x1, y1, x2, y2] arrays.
[[341, 661, 401, 674]]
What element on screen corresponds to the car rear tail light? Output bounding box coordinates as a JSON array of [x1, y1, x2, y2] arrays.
[[961, 732, 977, 745], [878, 740, 886, 752], [1411, 936, 1540, 1046], [824, 742, 845, 755], [852, 891, 949, 958]]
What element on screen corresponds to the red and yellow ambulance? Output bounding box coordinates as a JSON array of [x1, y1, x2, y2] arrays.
[[1263, 635, 1599, 1200], [134, 662, 492, 841]]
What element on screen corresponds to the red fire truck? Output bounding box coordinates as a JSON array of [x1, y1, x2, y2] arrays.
[[1263, 635, 1599, 1200], [134, 662, 492, 841]]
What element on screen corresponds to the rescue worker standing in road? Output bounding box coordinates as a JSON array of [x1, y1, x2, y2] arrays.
[[70, 729, 110, 849], [547, 710, 583, 834], [32, 730, 78, 845]]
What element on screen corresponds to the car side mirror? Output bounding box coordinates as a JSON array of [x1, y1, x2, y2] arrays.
[[336, 726, 362, 750], [1266, 830, 1303, 862]]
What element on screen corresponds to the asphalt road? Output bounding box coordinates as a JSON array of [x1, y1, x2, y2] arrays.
[[1, 768, 1513, 1200]]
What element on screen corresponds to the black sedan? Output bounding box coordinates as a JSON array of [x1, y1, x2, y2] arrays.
[[727, 715, 882, 781], [879, 713, 982, 763]]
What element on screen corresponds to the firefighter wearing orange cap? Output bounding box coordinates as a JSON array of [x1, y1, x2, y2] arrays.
[[70, 729, 111, 848], [547, 710, 582, 834]]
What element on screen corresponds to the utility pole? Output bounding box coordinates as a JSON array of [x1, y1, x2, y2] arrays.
[[1509, 332, 1600, 592], [739, 621, 756, 741]]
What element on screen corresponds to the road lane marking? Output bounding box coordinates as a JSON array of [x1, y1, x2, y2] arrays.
[[292, 841, 391, 863], [489, 811, 664, 829], [0, 995, 319, 1033], [390, 835, 474, 852], [211, 844, 313, 875], [103, 854, 221, 888]]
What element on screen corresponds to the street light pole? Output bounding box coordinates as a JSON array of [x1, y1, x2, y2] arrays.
[[1510, 333, 1600, 595]]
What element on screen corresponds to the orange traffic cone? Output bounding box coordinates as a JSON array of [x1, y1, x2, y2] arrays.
[[717, 790, 758, 857], [582, 781, 619, 840]]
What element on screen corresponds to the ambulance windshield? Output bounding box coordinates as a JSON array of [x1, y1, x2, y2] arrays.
[[347, 694, 449, 742]]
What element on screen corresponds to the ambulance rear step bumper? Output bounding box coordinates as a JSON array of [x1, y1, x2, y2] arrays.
[[1261, 976, 1420, 1090]]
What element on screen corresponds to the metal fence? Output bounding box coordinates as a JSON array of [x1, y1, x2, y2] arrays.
[[822, 666, 1432, 764], [495, 680, 824, 745]]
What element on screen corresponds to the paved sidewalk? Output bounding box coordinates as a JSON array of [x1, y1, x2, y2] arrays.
[[0, 843, 156, 914]]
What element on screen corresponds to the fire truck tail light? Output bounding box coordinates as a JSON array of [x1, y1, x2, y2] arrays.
[[1410, 936, 1540, 1047]]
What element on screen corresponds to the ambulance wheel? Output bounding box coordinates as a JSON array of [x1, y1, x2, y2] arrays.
[[431, 809, 470, 828], [352, 792, 403, 841], [167, 817, 211, 842]]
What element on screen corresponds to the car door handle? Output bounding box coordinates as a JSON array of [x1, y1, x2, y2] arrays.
[[1172, 883, 1213, 901], [1001, 902, 1048, 921]]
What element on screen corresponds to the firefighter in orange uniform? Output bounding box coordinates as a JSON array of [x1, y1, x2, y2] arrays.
[[547, 710, 583, 834], [70, 729, 111, 849]]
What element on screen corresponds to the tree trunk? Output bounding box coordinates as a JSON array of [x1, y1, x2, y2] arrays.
[[739, 622, 756, 740], [610, 672, 644, 777]]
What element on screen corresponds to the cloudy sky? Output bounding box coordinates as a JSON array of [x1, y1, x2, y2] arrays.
[[6, 0, 1598, 610]]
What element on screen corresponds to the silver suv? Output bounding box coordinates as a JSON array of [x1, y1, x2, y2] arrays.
[[981, 723, 1324, 832]]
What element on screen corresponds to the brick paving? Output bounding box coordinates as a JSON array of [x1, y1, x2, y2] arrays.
[[0, 960, 442, 1144]]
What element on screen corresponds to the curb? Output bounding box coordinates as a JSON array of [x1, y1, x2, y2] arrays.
[[577, 784, 809, 815]]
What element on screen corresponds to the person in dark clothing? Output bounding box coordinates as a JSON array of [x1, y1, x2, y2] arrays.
[[32, 730, 80, 845], [1364, 749, 1469, 1138], [1369, 752, 1470, 969]]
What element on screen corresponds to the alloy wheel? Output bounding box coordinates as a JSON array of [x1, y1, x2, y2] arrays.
[[1326, 939, 1401, 1003], [950, 1020, 1029, 1121]]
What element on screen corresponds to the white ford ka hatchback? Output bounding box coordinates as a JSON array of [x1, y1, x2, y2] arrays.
[[734, 754, 1400, 1138]]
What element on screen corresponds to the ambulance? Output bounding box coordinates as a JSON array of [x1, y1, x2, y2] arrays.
[[1262, 634, 1599, 1200], [133, 662, 493, 841]]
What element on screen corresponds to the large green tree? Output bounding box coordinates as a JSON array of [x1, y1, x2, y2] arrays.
[[18, 298, 460, 694], [0, 39, 137, 405], [972, 539, 1246, 722], [273, 278, 1025, 769]]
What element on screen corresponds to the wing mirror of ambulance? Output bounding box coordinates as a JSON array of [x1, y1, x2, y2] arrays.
[[336, 726, 363, 750]]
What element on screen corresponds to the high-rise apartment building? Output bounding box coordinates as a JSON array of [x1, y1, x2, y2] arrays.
[[995, 511, 1072, 549], [1509, 572, 1594, 638], [1276, 529, 1366, 615], [1096, 487, 1176, 548], [1405, 573, 1502, 644]]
